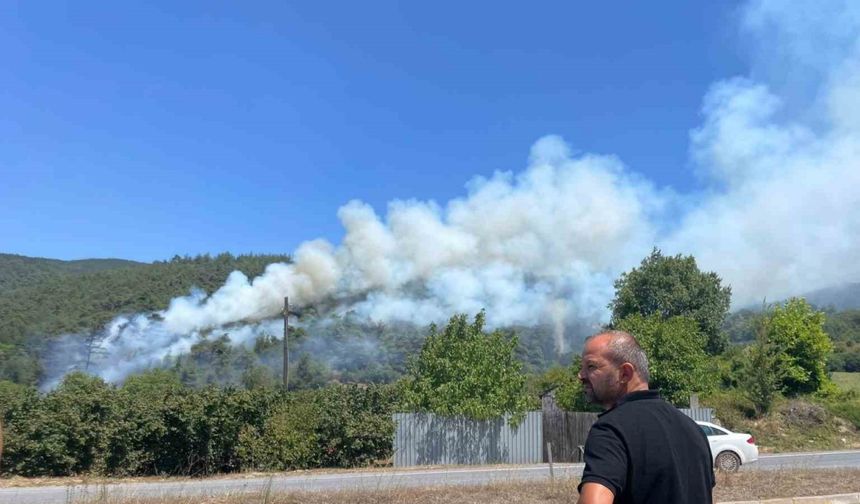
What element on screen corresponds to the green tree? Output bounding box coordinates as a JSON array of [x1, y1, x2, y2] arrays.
[[610, 249, 732, 354], [402, 312, 530, 424], [766, 298, 833, 395], [616, 314, 715, 405], [293, 353, 328, 390], [739, 313, 782, 417]]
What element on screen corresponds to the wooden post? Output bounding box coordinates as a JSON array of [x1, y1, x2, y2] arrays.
[[284, 297, 290, 389], [546, 442, 554, 481]]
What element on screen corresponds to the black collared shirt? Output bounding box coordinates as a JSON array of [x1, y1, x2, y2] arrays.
[[578, 390, 715, 504]]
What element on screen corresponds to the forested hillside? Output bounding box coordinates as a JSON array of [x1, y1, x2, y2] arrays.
[[0, 253, 142, 292], [0, 253, 291, 384]]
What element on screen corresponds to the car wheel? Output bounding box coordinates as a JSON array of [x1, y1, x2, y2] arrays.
[[715, 451, 741, 472]]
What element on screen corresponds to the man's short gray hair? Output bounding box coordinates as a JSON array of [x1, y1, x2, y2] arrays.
[[587, 330, 650, 383]]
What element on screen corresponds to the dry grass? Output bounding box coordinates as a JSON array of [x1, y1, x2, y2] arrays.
[[0, 465, 527, 489], [715, 468, 860, 501], [56, 469, 860, 504]]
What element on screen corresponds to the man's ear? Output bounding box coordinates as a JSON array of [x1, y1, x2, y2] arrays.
[[620, 362, 635, 383]]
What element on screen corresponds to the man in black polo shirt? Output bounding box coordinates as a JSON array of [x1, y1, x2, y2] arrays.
[[576, 330, 714, 504]]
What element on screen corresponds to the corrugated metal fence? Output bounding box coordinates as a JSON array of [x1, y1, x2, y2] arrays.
[[680, 407, 714, 422], [393, 408, 714, 467], [393, 412, 543, 467]]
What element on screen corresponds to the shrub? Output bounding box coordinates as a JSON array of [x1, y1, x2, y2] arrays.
[[4, 373, 116, 476], [313, 384, 396, 467], [237, 396, 320, 470], [1, 378, 395, 476], [0, 380, 40, 475], [702, 389, 758, 431]]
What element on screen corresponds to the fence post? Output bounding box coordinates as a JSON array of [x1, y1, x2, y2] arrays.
[[547, 442, 554, 482]]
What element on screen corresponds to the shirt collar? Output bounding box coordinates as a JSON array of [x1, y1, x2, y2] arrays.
[[599, 389, 661, 416]]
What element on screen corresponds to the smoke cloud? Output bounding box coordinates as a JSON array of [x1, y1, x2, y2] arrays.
[[44, 0, 860, 385], [668, 0, 860, 304]]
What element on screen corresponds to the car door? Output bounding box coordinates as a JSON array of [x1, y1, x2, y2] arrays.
[[699, 424, 718, 460]]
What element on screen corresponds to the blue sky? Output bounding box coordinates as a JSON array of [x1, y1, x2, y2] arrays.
[[1, 1, 747, 262]]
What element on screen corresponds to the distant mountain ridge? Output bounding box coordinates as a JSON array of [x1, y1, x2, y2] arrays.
[[0, 253, 144, 293], [803, 282, 860, 310]]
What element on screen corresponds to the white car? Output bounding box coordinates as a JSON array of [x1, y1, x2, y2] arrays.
[[696, 421, 759, 471]]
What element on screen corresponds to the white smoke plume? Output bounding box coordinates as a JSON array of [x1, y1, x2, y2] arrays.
[[667, 0, 860, 304], [44, 0, 860, 384], [144, 137, 664, 345]]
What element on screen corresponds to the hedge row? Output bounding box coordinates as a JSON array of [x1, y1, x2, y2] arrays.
[[0, 371, 397, 477]]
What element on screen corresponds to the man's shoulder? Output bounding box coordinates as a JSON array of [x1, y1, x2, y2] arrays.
[[603, 392, 671, 416], [600, 394, 692, 429]]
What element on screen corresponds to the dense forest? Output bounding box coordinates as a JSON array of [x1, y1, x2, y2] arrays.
[[0, 253, 142, 292], [0, 253, 291, 384], [1, 252, 859, 389]]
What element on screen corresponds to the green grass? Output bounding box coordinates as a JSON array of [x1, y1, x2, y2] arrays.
[[832, 372, 860, 394], [825, 372, 860, 430]]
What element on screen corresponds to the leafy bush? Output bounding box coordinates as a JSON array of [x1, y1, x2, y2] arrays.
[[237, 396, 320, 470], [702, 389, 758, 431], [0, 378, 395, 477], [0, 380, 40, 474], [313, 384, 397, 467], [2, 373, 116, 476]]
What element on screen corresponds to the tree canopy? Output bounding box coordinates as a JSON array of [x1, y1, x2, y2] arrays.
[[766, 298, 833, 395], [609, 248, 732, 354], [401, 311, 531, 423], [616, 314, 715, 405]]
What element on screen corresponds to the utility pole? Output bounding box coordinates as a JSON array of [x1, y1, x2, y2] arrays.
[[283, 296, 290, 389]]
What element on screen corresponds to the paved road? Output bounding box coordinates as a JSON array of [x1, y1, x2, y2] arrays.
[[3, 450, 860, 504], [753, 450, 860, 470]]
